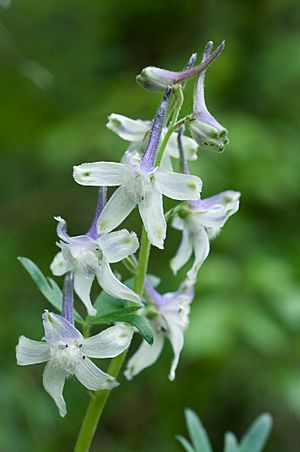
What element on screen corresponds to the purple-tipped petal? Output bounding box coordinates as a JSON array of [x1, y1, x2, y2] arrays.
[[54, 216, 70, 242], [42, 311, 82, 342]]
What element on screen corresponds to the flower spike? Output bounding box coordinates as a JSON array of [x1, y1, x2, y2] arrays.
[[136, 41, 224, 91]]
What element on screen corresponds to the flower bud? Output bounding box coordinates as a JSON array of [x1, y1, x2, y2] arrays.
[[187, 117, 229, 152], [187, 41, 229, 152], [136, 41, 224, 92]]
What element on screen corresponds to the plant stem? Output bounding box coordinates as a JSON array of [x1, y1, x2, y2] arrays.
[[73, 351, 127, 452], [133, 227, 151, 295], [74, 230, 152, 452]]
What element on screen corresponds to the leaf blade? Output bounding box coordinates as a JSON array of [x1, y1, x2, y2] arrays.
[[184, 409, 212, 452], [18, 257, 83, 323], [239, 414, 272, 452], [176, 435, 195, 452], [224, 432, 240, 452]]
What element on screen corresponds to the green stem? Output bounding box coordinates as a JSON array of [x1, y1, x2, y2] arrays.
[[133, 227, 151, 295], [74, 230, 151, 452], [73, 351, 127, 452]]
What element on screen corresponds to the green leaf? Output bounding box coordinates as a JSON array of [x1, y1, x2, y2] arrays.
[[93, 289, 135, 315], [87, 306, 140, 325], [239, 414, 272, 452], [185, 409, 212, 452], [18, 257, 83, 323], [91, 282, 154, 344], [120, 314, 154, 345], [224, 432, 240, 452], [176, 434, 195, 452], [88, 309, 154, 345]]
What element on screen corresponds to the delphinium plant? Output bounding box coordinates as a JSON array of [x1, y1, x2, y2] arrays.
[[16, 40, 241, 451]]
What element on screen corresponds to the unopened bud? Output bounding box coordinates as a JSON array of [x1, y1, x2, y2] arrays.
[[187, 41, 229, 152], [137, 41, 225, 92], [187, 117, 229, 152]]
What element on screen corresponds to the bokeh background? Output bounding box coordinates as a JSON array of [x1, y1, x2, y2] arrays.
[[1, 0, 300, 450]]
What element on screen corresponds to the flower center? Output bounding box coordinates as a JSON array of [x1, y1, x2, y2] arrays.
[[61, 240, 102, 275], [50, 340, 84, 375]]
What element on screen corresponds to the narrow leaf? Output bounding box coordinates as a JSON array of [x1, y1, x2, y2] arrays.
[[239, 414, 272, 452], [87, 306, 140, 325], [120, 314, 154, 345], [176, 435, 195, 452], [224, 432, 240, 452], [18, 257, 83, 323], [185, 409, 212, 452]]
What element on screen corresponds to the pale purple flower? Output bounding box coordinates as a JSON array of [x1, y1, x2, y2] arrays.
[[50, 216, 140, 316], [73, 151, 202, 249], [124, 280, 194, 381], [74, 88, 202, 249], [170, 190, 241, 279], [16, 311, 133, 417]]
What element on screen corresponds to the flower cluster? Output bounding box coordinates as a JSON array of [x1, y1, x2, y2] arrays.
[[16, 40, 240, 417]]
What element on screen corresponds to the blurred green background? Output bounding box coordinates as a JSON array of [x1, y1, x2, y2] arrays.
[[1, 0, 300, 450]]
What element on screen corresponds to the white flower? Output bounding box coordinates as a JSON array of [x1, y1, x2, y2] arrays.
[[73, 151, 202, 249], [124, 281, 194, 381], [170, 190, 241, 279], [16, 311, 133, 417], [107, 113, 198, 169], [50, 217, 140, 316]]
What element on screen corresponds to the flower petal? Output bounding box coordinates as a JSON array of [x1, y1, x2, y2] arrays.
[[170, 229, 193, 275], [73, 271, 97, 316], [160, 152, 174, 171], [166, 322, 185, 381], [97, 186, 136, 234], [191, 190, 241, 233], [16, 336, 50, 365], [42, 311, 82, 342], [124, 328, 164, 380], [75, 357, 118, 390], [50, 252, 72, 276], [166, 132, 198, 160], [97, 261, 141, 304], [171, 214, 185, 231], [73, 162, 129, 186], [43, 360, 67, 417], [187, 227, 210, 279], [82, 324, 133, 358], [154, 171, 202, 201], [107, 114, 150, 142], [138, 189, 166, 249], [98, 229, 139, 263]]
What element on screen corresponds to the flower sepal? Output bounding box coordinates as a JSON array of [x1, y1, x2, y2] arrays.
[[187, 116, 229, 153]]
